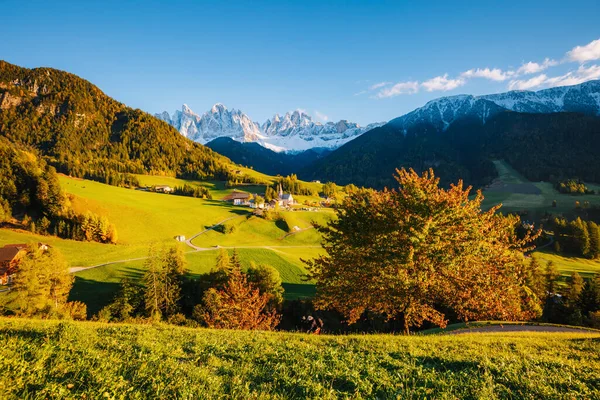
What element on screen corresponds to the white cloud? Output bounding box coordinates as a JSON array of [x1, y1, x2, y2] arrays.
[[375, 81, 420, 98], [369, 81, 391, 90], [315, 111, 329, 122], [567, 38, 600, 63], [366, 38, 600, 100], [517, 58, 558, 75], [508, 64, 600, 90], [545, 64, 600, 87], [421, 74, 466, 92], [508, 74, 548, 90], [461, 68, 512, 82]]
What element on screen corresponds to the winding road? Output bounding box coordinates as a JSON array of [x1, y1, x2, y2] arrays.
[[68, 216, 320, 273]]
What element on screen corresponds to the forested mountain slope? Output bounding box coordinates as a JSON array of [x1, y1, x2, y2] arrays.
[[0, 61, 234, 182], [301, 111, 600, 189]]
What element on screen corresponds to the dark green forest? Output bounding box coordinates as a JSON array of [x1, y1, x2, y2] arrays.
[[300, 112, 600, 189]]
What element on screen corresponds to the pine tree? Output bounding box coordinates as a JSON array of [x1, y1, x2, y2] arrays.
[[215, 248, 231, 273], [143, 245, 165, 319], [161, 245, 187, 317], [544, 261, 560, 295], [588, 221, 600, 259], [567, 272, 584, 307], [230, 249, 242, 271], [526, 257, 546, 305]]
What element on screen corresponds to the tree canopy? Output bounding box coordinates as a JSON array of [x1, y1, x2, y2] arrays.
[[307, 168, 541, 333]]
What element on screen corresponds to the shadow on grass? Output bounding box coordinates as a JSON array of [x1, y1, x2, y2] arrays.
[[283, 283, 315, 300], [69, 276, 138, 318]]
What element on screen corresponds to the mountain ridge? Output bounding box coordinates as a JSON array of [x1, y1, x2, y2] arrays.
[[156, 104, 384, 152], [300, 80, 600, 189]]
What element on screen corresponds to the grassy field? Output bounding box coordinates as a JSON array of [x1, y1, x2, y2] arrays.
[[480, 160, 600, 277], [0, 175, 329, 315], [481, 160, 600, 219], [533, 251, 600, 277], [1, 318, 599, 399], [135, 166, 325, 202]]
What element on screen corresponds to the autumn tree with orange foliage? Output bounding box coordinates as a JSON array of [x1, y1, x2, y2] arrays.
[[196, 264, 281, 330], [306, 168, 541, 334]]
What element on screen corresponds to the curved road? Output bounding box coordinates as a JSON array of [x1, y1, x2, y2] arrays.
[[68, 216, 320, 273]]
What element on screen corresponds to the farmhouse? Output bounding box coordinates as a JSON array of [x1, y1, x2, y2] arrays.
[[154, 185, 173, 193], [0, 244, 30, 285], [223, 190, 252, 206]]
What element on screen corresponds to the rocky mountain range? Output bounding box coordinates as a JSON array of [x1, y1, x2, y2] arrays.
[[155, 104, 384, 152], [388, 80, 600, 131]]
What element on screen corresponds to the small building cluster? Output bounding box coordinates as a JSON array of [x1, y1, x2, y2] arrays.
[[222, 184, 296, 209]]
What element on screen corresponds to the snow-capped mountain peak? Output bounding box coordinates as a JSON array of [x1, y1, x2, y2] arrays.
[[156, 105, 385, 152], [389, 80, 600, 131]]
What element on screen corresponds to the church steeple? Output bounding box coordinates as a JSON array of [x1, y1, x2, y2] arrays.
[[278, 183, 283, 198]]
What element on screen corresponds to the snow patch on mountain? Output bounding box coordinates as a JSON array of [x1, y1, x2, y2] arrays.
[[390, 80, 600, 131]]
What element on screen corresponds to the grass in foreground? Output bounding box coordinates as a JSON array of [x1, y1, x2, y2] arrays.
[[0, 318, 599, 399]]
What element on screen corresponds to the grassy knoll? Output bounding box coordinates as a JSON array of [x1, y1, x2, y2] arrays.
[[533, 251, 600, 278], [1, 318, 599, 399], [191, 211, 331, 248]]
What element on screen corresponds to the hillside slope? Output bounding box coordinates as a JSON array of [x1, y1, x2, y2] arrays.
[[301, 80, 600, 189], [0, 60, 233, 181], [1, 318, 599, 398], [301, 111, 600, 189]]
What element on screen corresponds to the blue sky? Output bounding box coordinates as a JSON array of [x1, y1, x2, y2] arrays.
[[1, 0, 599, 125]]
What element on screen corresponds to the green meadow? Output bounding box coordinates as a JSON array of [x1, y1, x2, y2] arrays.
[[1, 318, 599, 399], [0, 175, 326, 315], [2, 160, 600, 318], [480, 160, 600, 219]]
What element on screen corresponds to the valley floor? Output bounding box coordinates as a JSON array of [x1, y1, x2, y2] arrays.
[[1, 318, 599, 399]]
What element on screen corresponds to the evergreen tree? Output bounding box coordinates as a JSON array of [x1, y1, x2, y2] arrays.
[[544, 261, 560, 295], [567, 272, 584, 307], [525, 257, 546, 305], [230, 249, 242, 271], [161, 245, 187, 317], [588, 221, 600, 260], [247, 262, 285, 310], [143, 246, 165, 319], [578, 275, 600, 318], [215, 248, 231, 272]]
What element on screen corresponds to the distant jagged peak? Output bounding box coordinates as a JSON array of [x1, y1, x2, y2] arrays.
[[210, 102, 227, 114], [181, 103, 198, 116]]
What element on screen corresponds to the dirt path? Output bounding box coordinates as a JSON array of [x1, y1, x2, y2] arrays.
[[184, 216, 242, 250], [449, 324, 599, 335]]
